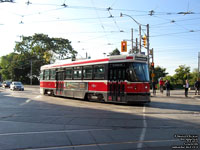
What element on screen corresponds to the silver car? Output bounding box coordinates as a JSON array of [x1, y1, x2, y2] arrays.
[[10, 82, 24, 91]]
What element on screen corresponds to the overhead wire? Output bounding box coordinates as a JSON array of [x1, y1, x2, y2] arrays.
[[90, 0, 111, 44], [107, 7, 122, 32]]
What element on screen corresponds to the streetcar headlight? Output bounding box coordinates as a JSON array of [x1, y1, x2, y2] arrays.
[[145, 86, 148, 89]]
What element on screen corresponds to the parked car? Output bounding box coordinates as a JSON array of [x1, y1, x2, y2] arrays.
[[10, 82, 24, 91], [0, 82, 2, 87], [2, 81, 12, 88]]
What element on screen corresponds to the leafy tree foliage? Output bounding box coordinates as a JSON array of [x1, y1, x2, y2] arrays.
[[163, 66, 198, 89], [174, 65, 190, 85], [0, 33, 77, 84], [189, 68, 198, 86], [109, 48, 121, 56], [15, 33, 77, 62], [150, 66, 168, 83]]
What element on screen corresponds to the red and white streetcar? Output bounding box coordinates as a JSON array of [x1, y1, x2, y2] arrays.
[[40, 54, 150, 103]]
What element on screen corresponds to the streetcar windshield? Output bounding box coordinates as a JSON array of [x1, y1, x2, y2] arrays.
[[127, 62, 150, 82]]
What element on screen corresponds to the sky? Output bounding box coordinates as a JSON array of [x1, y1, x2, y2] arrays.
[[0, 0, 200, 75]]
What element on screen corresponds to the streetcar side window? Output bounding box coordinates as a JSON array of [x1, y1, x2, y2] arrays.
[[44, 70, 50, 80], [65, 68, 73, 79], [94, 65, 105, 79], [50, 69, 56, 80], [40, 71, 44, 80], [73, 67, 82, 79], [83, 66, 92, 79]]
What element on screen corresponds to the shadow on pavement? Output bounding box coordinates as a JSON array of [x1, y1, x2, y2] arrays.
[[0, 91, 199, 150]]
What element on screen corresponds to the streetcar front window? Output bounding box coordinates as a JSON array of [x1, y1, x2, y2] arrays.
[[127, 62, 149, 82]]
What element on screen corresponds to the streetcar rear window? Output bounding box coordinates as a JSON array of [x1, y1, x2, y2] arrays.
[[44, 70, 50, 80], [50, 69, 56, 80], [40, 71, 44, 80]]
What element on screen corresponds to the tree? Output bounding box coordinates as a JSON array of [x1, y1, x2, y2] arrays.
[[0, 53, 21, 81], [150, 66, 168, 83], [190, 68, 198, 86], [0, 33, 77, 84], [174, 65, 190, 85], [109, 48, 121, 56], [15, 33, 77, 62]]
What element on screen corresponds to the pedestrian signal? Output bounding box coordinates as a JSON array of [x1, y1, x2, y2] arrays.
[[121, 41, 127, 52]]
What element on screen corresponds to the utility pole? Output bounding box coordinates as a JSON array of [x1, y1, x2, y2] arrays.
[[198, 52, 200, 77], [136, 38, 138, 53], [147, 24, 150, 67], [30, 59, 32, 85], [151, 48, 154, 81], [139, 25, 142, 54], [131, 28, 134, 53]]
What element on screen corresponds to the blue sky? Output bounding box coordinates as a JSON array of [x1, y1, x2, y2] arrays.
[[0, 0, 200, 75]]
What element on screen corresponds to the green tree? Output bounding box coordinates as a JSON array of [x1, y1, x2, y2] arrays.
[[15, 33, 77, 62], [109, 48, 121, 56], [174, 65, 190, 85], [150, 66, 168, 83], [190, 68, 198, 86], [0, 33, 77, 84], [0, 53, 21, 81]]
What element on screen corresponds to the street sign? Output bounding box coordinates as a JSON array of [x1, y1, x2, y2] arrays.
[[151, 73, 155, 78]]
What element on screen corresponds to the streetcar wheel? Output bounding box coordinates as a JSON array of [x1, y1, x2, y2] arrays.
[[97, 94, 104, 101], [87, 94, 92, 101]]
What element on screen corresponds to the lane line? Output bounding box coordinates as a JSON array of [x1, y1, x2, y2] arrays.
[[0, 128, 112, 136], [20, 99, 32, 106], [137, 106, 147, 149], [35, 95, 42, 99]]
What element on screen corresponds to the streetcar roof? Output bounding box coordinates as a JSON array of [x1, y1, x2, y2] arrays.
[[41, 54, 147, 70]]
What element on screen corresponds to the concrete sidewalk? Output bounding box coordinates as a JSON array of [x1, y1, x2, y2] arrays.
[[151, 89, 200, 99]]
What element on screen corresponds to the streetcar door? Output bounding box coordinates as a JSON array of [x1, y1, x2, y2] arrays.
[[56, 71, 65, 95], [109, 64, 125, 102]]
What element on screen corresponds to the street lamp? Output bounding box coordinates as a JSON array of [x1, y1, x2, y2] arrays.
[[120, 13, 142, 54], [120, 13, 150, 67]]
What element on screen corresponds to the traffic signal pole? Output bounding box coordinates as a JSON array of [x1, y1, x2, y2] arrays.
[[139, 25, 142, 54], [147, 24, 150, 67], [131, 28, 134, 53]]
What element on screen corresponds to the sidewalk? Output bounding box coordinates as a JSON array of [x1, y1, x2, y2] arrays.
[[151, 89, 200, 100]]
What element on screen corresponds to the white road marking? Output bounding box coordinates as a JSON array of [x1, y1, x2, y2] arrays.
[[35, 95, 42, 99], [137, 106, 147, 149], [0, 128, 112, 136], [20, 99, 32, 106]]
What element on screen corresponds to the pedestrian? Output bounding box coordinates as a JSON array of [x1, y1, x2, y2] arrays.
[[184, 79, 189, 97], [165, 80, 170, 96], [152, 79, 157, 96], [159, 77, 164, 94], [194, 79, 200, 95]]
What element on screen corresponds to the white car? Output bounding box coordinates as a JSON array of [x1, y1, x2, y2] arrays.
[[10, 82, 24, 91]]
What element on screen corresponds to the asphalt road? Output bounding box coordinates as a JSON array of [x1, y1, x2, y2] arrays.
[[0, 86, 199, 150]]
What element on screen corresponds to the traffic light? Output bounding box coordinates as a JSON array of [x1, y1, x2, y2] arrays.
[[121, 41, 127, 52], [151, 62, 154, 69], [142, 35, 147, 47]]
